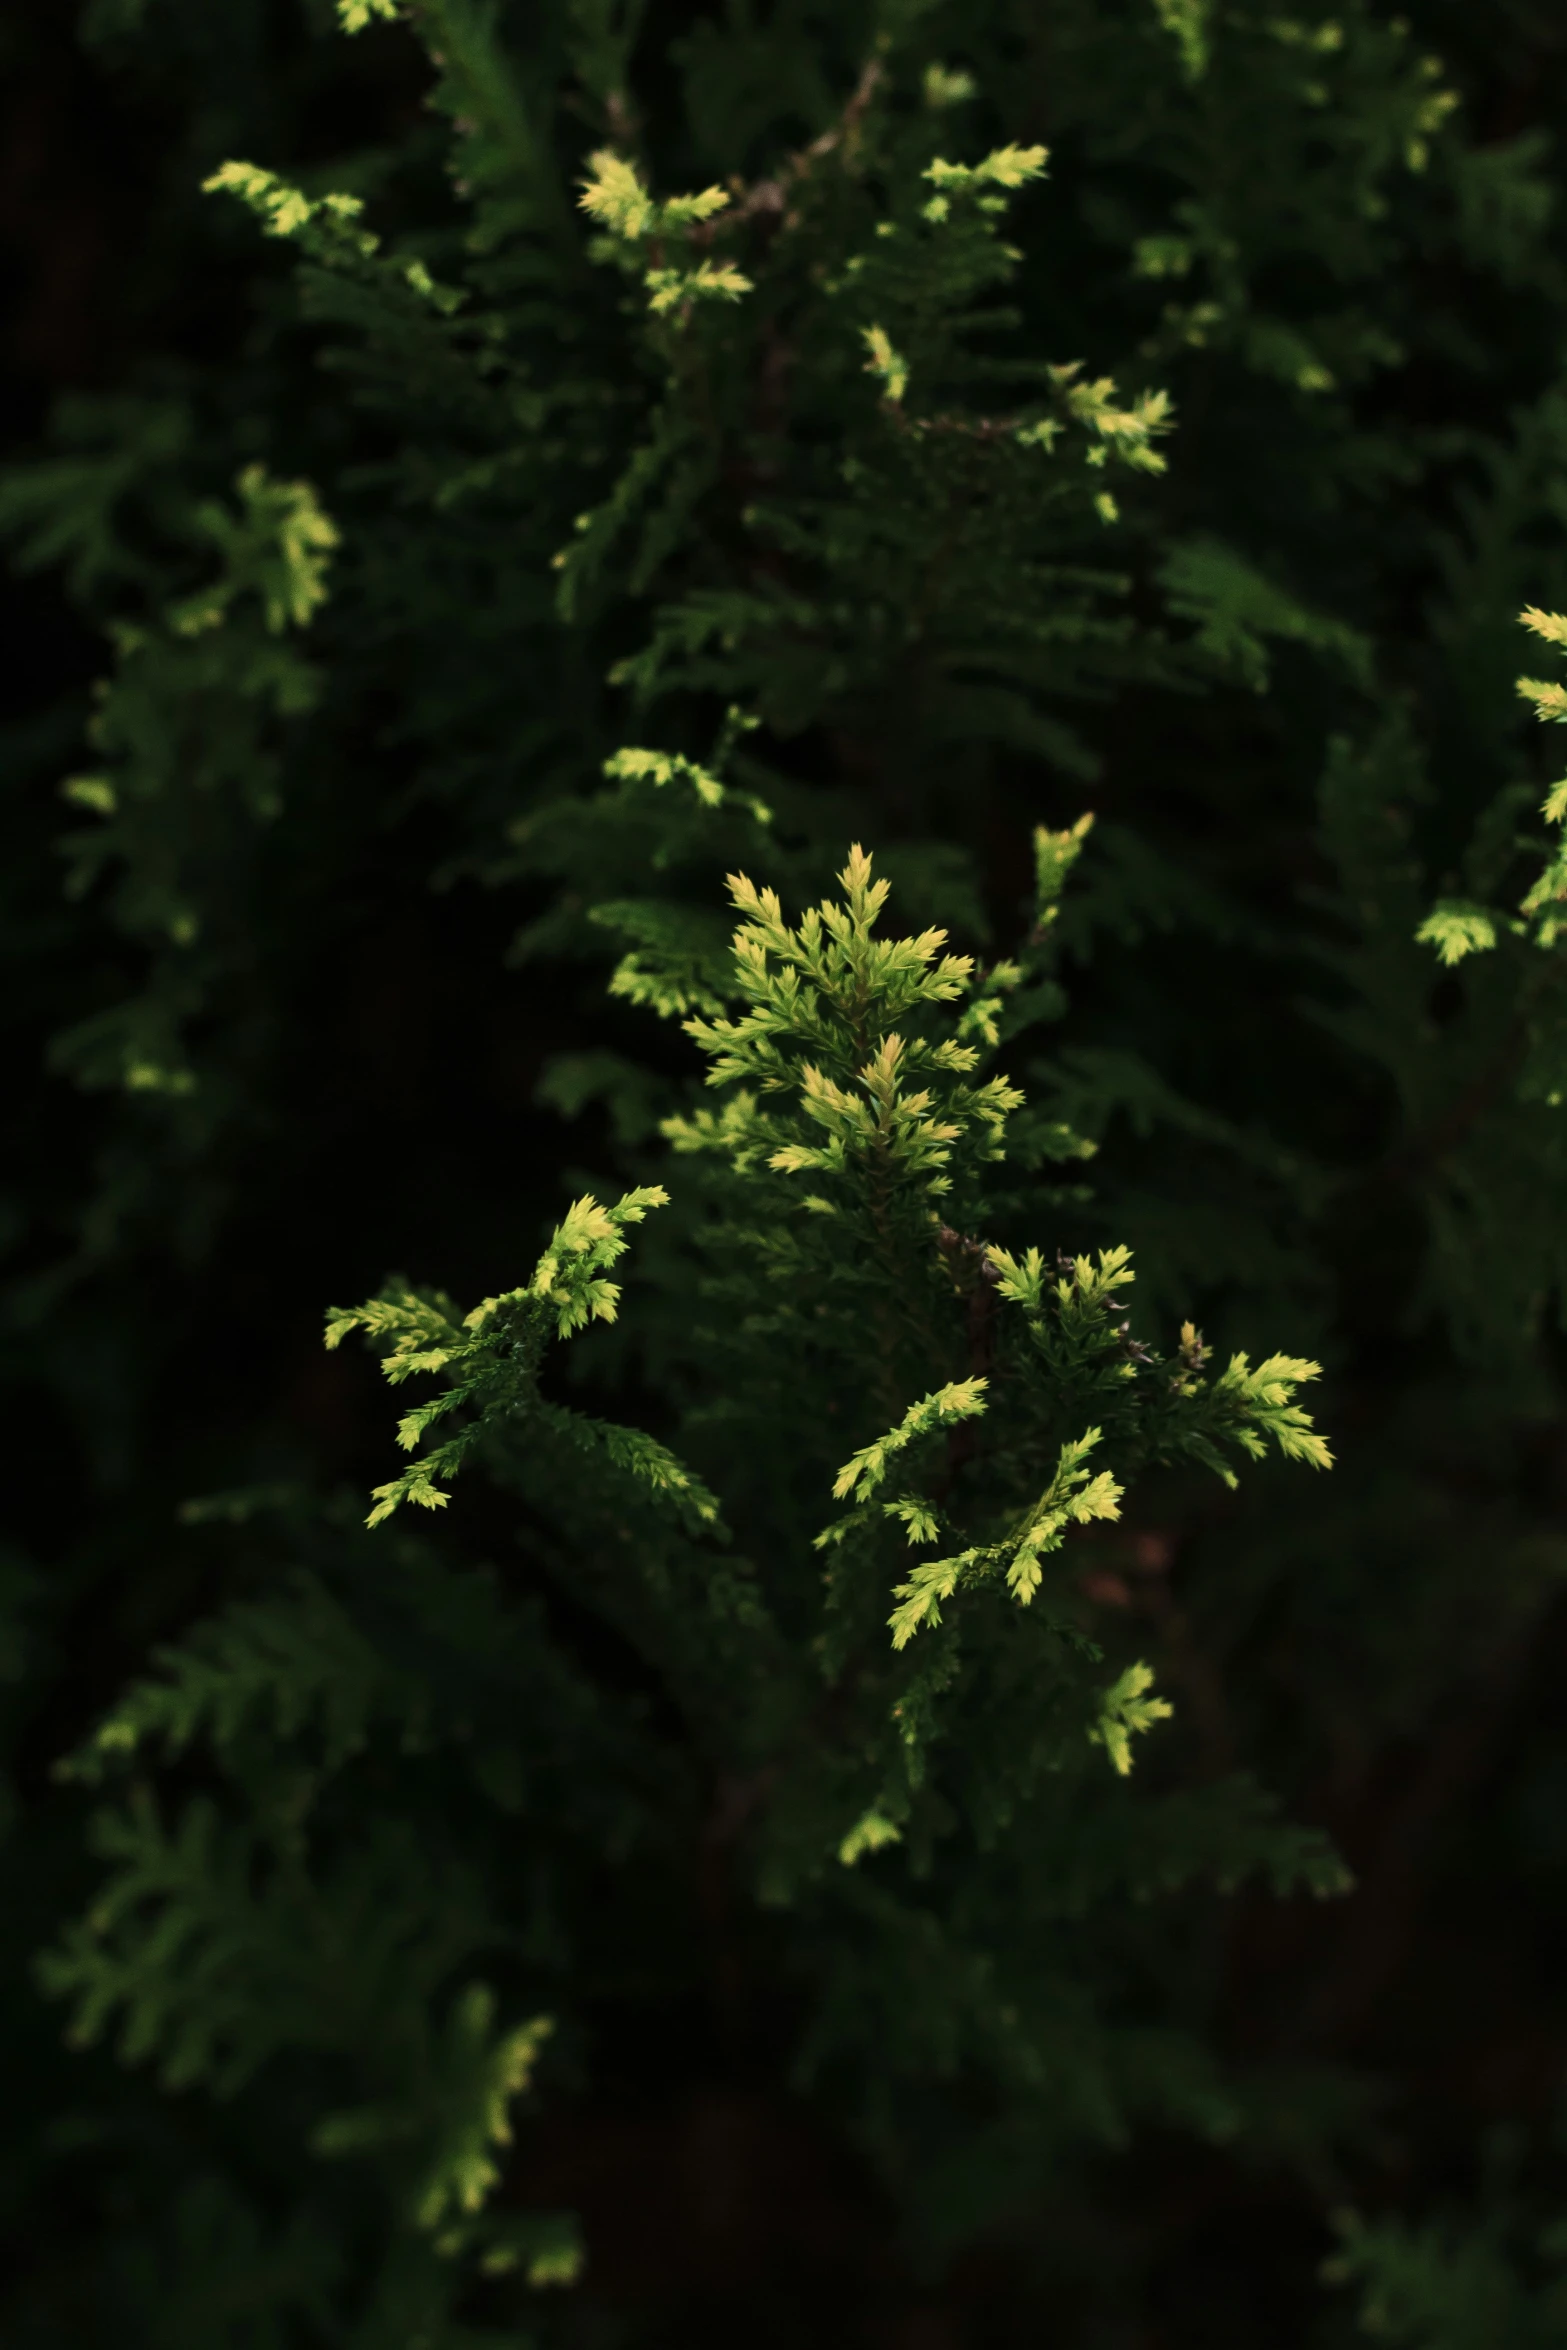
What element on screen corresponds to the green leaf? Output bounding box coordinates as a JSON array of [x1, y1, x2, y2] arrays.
[[1089, 1662, 1174, 1776], [1416, 901, 1499, 965]]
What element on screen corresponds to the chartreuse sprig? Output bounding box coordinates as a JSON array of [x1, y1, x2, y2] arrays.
[[203, 158, 463, 314], [578, 151, 753, 318], [1420, 605, 1567, 963], [1516, 607, 1567, 948], [665, 845, 1023, 1200], [326, 1187, 721, 1530], [884, 1424, 1126, 1649], [830, 1379, 991, 1512]]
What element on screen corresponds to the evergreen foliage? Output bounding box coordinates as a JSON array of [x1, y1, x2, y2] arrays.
[[46, 840, 1342, 2343], [7, 0, 1567, 2342]]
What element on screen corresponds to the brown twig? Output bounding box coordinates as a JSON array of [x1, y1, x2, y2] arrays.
[[692, 50, 887, 250]]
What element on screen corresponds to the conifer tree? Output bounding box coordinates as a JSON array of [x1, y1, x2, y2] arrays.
[[45, 826, 1343, 2343], [7, 1, 1567, 2342]]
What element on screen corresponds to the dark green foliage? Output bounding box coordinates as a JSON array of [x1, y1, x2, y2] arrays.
[[47, 837, 1344, 2342], [9, 0, 1567, 2343]]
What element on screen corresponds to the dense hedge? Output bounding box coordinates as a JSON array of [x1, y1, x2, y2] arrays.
[[6, 4, 1567, 2344]]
